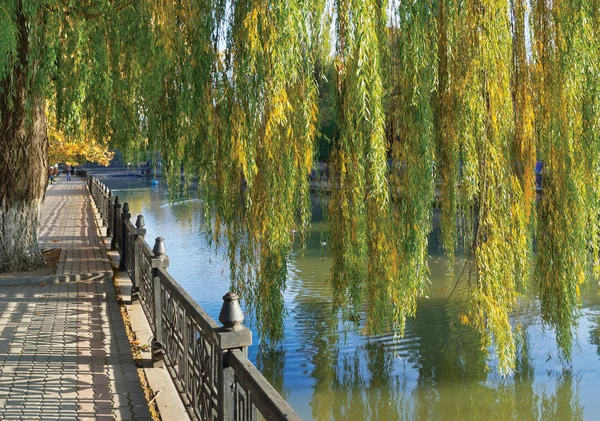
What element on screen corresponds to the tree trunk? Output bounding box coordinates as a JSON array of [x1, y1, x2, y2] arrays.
[[0, 7, 48, 273]]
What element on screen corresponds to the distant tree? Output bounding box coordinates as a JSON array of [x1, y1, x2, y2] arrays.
[[47, 109, 114, 167], [315, 61, 337, 162]]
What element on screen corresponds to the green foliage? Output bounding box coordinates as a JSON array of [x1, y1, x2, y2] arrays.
[[387, 0, 438, 336], [455, 0, 522, 374], [3, 0, 600, 374], [217, 0, 322, 341], [533, 0, 600, 360], [329, 0, 390, 330], [0, 4, 18, 83]]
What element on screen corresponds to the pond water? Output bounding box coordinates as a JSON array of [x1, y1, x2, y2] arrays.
[[101, 176, 600, 421]]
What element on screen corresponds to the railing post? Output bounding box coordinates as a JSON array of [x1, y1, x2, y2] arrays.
[[218, 293, 255, 421], [131, 215, 146, 300], [101, 185, 109, 235], [100, 184, 105, 218], [111, 196, 121, 250], [119, 202, 131, 271], [103, 185, 109, 218], [151, 237, 169, 365], [106, 190, 113, 239]]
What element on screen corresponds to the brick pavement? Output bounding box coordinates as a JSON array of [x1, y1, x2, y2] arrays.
[[0, 178, 153, 420], [39, 180, 111, 274]]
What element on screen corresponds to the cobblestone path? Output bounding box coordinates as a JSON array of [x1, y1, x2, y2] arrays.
[[0, 178, 152, 420]]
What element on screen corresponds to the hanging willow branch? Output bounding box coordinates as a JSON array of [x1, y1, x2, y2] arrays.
[[329, 0, 391, 330], [533, 0, 600, 360], [456, 0, 522, 374], [217, 0, 322, 341], [385, 0, 438, 336]]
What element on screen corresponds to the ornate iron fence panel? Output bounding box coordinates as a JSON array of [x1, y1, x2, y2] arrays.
[[188, 316, 220, 420], [157, 270, 221, 421], [234, 383, 254, 421], [113, 207, 122, 255], [90, 179, 98, 205], [124, 220, 136, 280], [100, 188, 107, 222], [228, 349, 301, 421], [137, 239, 155, 328], [107, 199, 114, 237]]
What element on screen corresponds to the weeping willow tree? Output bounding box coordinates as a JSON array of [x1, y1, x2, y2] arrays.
[[2, 0, 600, 374], [0, 0, 321, 341], [533, 0, 600, 359]]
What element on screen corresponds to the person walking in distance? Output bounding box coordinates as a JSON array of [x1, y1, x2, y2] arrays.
[[66, 165, 72, 181]]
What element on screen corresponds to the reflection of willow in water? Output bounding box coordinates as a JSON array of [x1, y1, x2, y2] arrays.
[[312, 341, 411, 421], [255, 343, 290, 400], [309, 298, 584, 421], [582, 284, 600, 358], [411, 297, 487, 420], [413, 299, 487, 385], [587, 306, 600, 359], [413, 300, 584, 421]]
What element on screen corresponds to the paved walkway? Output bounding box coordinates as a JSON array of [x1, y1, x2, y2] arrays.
[[39, 181, 112, 274], [0, 178, 153, 420]]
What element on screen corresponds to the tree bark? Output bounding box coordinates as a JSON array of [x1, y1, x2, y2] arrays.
[[0, 6, 48, 273]]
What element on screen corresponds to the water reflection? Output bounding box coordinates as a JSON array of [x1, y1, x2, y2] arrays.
[[256, 343, 290, 400], [309, 325, 585, 421], [413, 299, 486, 386], [102, 176, 600, 421], [589, 312, 600, 358], [311, 341, 410, 421]]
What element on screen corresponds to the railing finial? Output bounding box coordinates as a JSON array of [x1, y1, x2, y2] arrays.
[[153, 237, 166, 256], [122, 202, 131, 220], [219, 292, 245, 331], [135, 215, 145, 229]]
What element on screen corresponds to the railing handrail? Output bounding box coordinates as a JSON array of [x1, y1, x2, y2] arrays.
[[228, 349, 302, 421], [85, 172, 300, 421], [155, 267, 253, 349]]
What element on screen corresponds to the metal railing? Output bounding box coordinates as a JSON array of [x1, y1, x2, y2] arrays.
[[86, 173, 301, 421]]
